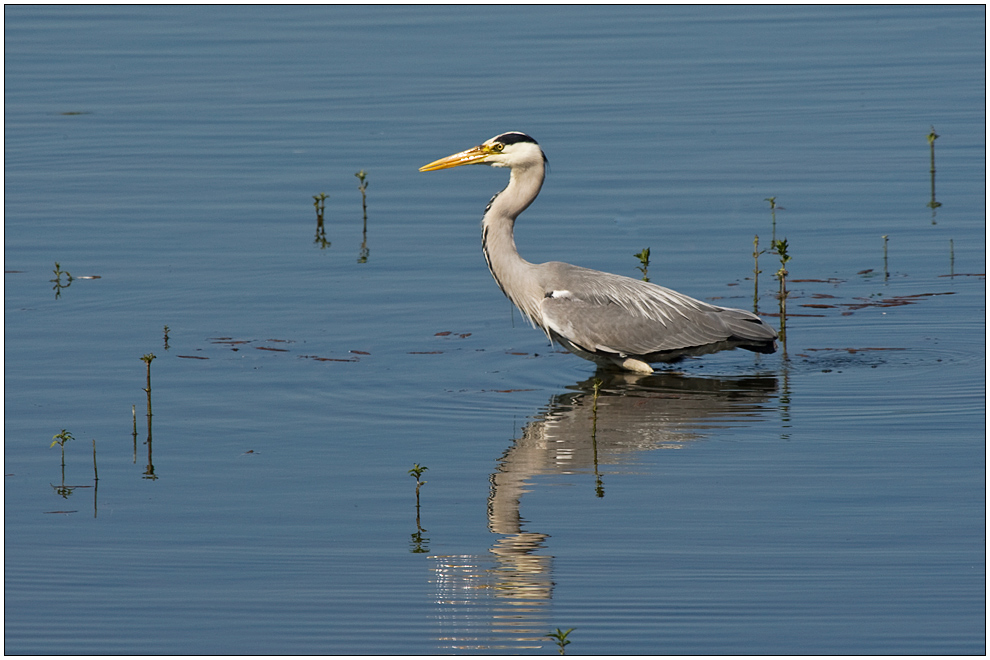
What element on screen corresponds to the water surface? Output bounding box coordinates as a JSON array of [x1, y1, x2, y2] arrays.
[[5, 6, 985, 654]]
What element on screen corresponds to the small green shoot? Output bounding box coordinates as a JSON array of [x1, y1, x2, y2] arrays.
[[50, 262, 74, 298], [51, 429, 75, 448], [772, 238, 790, 345], [52, 262, 73, 282], [752, 234, 765, 313], [927, 126, 940, 223], [355, 170, 368, 218], [51, 429, 74, 468], [356, 171, 370, 263], [882, 234, 889, 281], [141, 353, 156, 395], [634, 248, 651, 282], [50, 429, 76, 497], [547, 628, 575, 655], [409, 463, 428, 494]]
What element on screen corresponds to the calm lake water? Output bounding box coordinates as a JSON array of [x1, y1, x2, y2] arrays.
[[5, 6, 985, 655]]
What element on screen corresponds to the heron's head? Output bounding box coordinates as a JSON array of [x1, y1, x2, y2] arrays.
[[419, 132, 547, 172]]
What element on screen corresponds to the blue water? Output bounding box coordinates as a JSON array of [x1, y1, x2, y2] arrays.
[[5, 6, 985, 654]]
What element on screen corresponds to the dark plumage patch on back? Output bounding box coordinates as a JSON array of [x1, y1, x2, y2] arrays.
[[494, 132, 538, 146]]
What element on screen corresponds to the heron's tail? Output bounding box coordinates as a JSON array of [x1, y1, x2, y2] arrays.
[[717, 307, 779, 343]]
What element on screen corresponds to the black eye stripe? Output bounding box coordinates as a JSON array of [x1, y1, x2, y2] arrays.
[[493, 132, 538, 146]]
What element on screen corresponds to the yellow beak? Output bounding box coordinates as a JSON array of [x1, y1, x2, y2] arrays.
[[419, 144, 493, 172]]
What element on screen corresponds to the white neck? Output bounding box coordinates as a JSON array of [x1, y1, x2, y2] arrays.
[[481, 161, 546, 327]]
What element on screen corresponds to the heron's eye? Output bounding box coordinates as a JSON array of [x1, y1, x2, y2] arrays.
[[491, 143, 504, 152]]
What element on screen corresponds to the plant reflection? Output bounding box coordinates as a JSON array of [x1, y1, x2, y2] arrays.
[[313, 192, 330, 249], [430, 369, 777, 652], [355, 170, 369, 263], [140, 354, 157, 480], [927, 126, 940, 224], [409, 464, 430, 553]]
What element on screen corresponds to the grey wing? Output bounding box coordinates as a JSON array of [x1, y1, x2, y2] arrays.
[[538, 264, 776, 358]]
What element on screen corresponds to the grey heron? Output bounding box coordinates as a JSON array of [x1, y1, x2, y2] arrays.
[[419, 132, 777, 373]]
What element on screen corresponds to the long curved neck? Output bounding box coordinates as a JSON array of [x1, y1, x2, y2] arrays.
[[481, 161, 545, 326]]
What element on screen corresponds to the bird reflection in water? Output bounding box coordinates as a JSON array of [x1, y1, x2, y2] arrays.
[[430, 370, 777, 652]]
